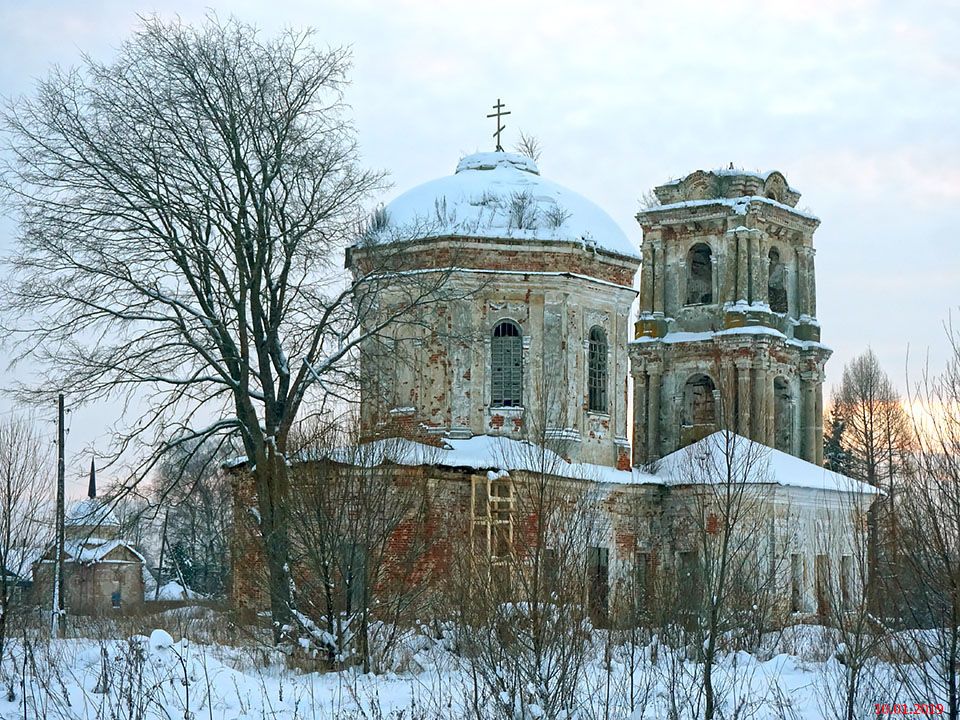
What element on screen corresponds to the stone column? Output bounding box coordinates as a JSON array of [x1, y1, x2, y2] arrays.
[[756, 236, 770, 306], [796, 247, 811, 318], [653, 241, 666, 316], [736, 233, 749, 303], [563, 298, 579, 433], [783, 265, 793, 318], [710, 253, 719, 306], [719, 356, 736, 429], [633, 367, 648, 466], [752, 359, 767, 444], [736, 359, 752, 437], [720, 237, 737, 305], [749, 232, 762, 304], [800, 373, 817, 463], [677, 259, 687, 310], [647, 366, 662, 461], [808, 248, 818, 319], [765, 366, 776, 446], [814, 379, 825, 465], [640, 242, 654, 313]]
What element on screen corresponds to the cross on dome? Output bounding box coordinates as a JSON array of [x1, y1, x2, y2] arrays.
[[486, 98, 511, 152]]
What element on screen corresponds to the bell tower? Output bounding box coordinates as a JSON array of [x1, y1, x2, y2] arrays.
[[629, 168, 831, 464]]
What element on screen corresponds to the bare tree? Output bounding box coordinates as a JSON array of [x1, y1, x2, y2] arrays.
[[451, 382, 602, 719], [832, 350, 912, 612], [815, 483, 889, 720], [513, 131, 542, 163], [0, 415, 51, 660], [151, 438, 236, 597], [893, 322, 960, 720], [662, 429, 785, 720], [1, 15, 451, 641], [286, 421, 435, 673]]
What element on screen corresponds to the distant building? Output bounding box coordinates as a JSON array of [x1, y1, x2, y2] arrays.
[[33, 463, 145, 615]]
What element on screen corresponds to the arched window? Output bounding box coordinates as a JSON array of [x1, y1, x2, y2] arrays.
[[682, 374, 716, 427], [768, 247, 787, 313], [491, 320, 522, 407], [686, 243, 713, 305], [587, 326, 608, 413]]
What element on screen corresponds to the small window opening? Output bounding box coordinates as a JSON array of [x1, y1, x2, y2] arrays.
[[768, 248, 787, 313], [685, 243, 713, 305], [683, 374, 716, 427]]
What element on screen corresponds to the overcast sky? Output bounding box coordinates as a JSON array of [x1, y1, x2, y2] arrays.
[[1, 0, 958, 495]]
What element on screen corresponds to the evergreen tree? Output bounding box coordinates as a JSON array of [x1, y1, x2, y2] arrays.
[[823, 401, 852, 475]]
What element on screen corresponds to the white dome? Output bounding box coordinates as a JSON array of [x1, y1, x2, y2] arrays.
[[374, 152, 639, 259]]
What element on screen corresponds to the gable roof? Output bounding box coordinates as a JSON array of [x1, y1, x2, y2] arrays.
[[653, 432, 879, 495], [36, 537, 145, 566]]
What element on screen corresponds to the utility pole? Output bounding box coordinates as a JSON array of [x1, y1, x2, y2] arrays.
[[51, 393, 65, 638]]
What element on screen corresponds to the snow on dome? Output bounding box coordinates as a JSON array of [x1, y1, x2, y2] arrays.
[[372, 151, 640, 259]]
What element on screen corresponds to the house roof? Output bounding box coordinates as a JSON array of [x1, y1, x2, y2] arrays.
[[653, 432, 879, 495], [322, 432, 876, 496], [36, 537, 145, 566]]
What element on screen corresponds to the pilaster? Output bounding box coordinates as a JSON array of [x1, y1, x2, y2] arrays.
[[647, 365, 662, 461], [633, 369, 648, 466], [752, 358, 767, 445], [736, 358, 752, 437], [653, 240, 665, 316], [640, 242, 654, 313], [749, 232, 762, 304], [736, 231, 749, 303], [756, 235, 770, 306]]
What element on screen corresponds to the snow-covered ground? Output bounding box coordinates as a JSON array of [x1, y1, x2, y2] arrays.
[[0, 613, 946, 719]]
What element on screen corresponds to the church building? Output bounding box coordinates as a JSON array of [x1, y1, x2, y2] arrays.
[[231, 138, 876, 622]]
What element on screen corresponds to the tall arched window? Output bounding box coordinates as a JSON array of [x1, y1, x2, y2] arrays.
[[491, 320, 522, 407], [682, 374, 716, 427], [686, 243, 713, 305], [587, 326, 608, 413], [768, 247, 787, 313]]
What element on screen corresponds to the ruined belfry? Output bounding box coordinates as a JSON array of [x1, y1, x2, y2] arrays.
[[629, 169, 831, 465]]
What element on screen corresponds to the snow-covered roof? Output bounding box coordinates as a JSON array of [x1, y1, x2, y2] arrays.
[[2, 545, 45, 580], [40, 537, 146, 565], [641, 195, 819, 222], [66, 498, 119, 529], [654, 432, 878, 495], [370, 151, 640, 259], [328, 434, 648, 485], [328, 432, 875, 496]]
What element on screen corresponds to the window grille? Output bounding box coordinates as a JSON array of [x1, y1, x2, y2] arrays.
[[588, 326, 608, 412], [491, 321, 522, 407]]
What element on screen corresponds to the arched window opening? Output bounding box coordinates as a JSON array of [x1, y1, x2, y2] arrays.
[[491, 320, 522, 408], [774, 376, 793, 452], [768, 248, 787, 313], [686, 243, 713, 305], [587, 326, 608, 413], [682, 374, 716, 427]]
